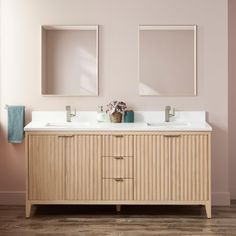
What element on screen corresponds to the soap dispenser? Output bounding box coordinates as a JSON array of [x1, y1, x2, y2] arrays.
[[97, 106, 106, 122]]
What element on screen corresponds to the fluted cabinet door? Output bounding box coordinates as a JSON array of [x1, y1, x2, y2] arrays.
[[65, 135, 102, 200], [134, 134, 210, 202], [134, 134, 162, 201], [28, 135, 65, 200], [170, 134, 210, 201]]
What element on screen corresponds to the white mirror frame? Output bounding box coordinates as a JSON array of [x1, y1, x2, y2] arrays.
[[138, 25, 197, 96], [41, 25, 99, 96]]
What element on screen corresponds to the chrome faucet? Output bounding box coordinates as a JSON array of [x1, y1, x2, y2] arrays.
[[66, 106, 76, 122], [165, 106, 175, 122]]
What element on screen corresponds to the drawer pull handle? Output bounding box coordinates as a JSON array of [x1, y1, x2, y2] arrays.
[[114, 156, 124, 160], [114, 178, 124, 182], [113, 135, 124, 138], [58, 135, 74, 138], [164, 135, 181, 138]]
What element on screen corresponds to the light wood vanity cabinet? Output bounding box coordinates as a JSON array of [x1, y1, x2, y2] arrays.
[[26, 132, 211, 218]]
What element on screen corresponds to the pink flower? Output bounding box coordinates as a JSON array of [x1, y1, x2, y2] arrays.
[[106, 101, 127, 115]]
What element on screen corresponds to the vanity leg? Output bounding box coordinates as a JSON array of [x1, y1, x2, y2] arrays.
[[25, 201, 32, 218], [116, 205, 121, 212], [205, 202, 211, 219]]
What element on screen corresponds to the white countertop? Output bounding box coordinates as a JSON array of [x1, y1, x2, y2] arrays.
[[24, 111, 212, 132]]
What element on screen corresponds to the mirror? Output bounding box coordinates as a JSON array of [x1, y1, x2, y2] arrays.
[[139, 25, 197, 96], [42, 25, 99, 96]]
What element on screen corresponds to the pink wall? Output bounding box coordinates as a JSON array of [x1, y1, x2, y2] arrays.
[[229, 0, 236, 199], [0, 0, 229, 205]]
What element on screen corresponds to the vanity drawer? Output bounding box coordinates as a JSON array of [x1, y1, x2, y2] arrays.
[[102, 135, 133, 157], [102, 156, 133, 178], [102, 178, 133, 201]]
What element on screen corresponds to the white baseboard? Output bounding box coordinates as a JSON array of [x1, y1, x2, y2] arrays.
[[0, 191, 25, 205], [0, 191, 231, 206], [230, 187, 236, 200]]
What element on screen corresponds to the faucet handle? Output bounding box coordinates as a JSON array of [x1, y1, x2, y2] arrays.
[[70, 108, 76, 117], [172, 108, 175, 116]]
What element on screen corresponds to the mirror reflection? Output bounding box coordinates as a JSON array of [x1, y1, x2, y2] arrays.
[[42, 25, 99, 96], [139, 25, 197, 96]]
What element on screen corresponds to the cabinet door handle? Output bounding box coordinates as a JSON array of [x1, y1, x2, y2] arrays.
[[58, 135, 74, 138], [114, 156, 124, 160], [114, 178, 124, 182], [113, 135, 124, 138], [164, 135, 181, 138]]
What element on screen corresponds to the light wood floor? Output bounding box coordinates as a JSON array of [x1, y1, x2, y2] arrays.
[[1, 204, 236, 235]]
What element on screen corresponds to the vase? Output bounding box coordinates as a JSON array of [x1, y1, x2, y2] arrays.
[[110, 112, 122, 123]]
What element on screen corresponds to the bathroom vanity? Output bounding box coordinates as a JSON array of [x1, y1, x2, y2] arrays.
[[24, 111, 212, 218]]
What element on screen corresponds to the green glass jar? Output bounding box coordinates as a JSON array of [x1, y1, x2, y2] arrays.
[[124, 110, 134, 123]]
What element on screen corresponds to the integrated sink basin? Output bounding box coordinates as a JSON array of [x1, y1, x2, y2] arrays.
[[45, 122, 90, 128], [147, 122, 190, 127]]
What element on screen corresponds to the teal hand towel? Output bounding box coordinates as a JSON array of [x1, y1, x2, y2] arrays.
[[8, 106, 25, 144]]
